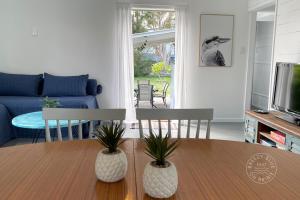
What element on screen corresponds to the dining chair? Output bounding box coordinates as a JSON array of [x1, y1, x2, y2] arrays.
[[42, 108, 126, 142], [153, 82, 169, 107], [136, 84, 155, 108], [136, 108, 214, 139]]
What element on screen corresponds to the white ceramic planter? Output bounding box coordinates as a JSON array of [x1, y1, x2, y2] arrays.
[[143, 161, 178, 199], [95, 148, 128, 182]]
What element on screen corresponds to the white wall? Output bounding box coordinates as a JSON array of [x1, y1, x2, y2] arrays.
[[185, 0, 249, 122], [0, 0, 250, 121], [274, 0, 300, 63], [0, 0, 116, 107]]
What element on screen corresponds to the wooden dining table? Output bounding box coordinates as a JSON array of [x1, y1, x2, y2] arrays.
[[0, 139, 300, 200]]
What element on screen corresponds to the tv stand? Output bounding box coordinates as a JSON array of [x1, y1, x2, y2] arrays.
[[245, 110, 300, 154], [275, 113, 300, 126]]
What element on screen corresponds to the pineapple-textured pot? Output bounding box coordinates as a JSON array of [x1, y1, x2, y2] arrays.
[[143, 161, 178, 198], [95, 148, 128, 182]]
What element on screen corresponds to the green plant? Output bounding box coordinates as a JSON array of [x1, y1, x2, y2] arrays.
[[95, 123, 125, 154], [144, 130, 178, 167], [151, 62, 172, 79], [42, 97, 60, 108], [134, 49, 156, 76]]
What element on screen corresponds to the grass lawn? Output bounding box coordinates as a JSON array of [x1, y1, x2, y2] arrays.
[[134, 76, 171, 96]]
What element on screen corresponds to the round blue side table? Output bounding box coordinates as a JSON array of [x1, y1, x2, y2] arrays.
[[12, 111, 87, 143]]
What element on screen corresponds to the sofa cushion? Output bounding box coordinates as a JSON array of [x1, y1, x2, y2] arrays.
[[42, 73, 88, 97], [0, 104, 13, 145], [0, 72, 42, 96], [87, 79, 98, 96]]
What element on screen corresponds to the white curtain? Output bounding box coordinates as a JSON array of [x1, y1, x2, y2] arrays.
[[114, 3, 136, 123], [173, 6, 188, 108]]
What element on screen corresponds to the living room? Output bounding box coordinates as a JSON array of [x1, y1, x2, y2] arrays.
[[0, 0, 300, 199]]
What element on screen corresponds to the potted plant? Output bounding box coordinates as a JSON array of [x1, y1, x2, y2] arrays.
[[42, 96, 60, 108], [143, 130, 179, 199], [94, 122, 127, 183]]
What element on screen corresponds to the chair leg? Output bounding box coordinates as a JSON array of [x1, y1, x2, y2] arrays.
[[32, 131, 37, 143], [151, 101, 157, 108], [163, 97, 167, 107]]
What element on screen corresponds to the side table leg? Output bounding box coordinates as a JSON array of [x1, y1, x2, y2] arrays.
[[35, 130, 42, 143], [32, 131, 38, 143]]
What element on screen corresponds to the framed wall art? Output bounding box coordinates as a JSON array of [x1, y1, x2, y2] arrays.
[[199, 14, 234, 67]]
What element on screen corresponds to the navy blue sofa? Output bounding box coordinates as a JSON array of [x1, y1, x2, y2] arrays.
[[0, 73, 102, 146]]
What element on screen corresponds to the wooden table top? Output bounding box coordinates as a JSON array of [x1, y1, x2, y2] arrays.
[[0, 140, 136, 200], [1, 139, 300, 200]]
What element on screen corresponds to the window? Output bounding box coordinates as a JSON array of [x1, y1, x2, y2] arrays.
[[132, 8, 175, 108]]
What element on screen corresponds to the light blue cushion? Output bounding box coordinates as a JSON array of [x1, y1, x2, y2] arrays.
[[42, 73, 88, 97], [0, 72, 42, 96]]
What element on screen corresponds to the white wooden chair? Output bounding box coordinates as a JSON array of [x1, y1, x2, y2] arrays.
[[136, 108, 214, 139], [42, 108, 126, 142]]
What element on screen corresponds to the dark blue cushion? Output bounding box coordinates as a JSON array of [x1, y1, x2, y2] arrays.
[[0, 104, 13, 145], [97, 84, 103, 95], [0, 72, 42, 96], [87, 79, 98, 96], [42, 73, 88, 97]]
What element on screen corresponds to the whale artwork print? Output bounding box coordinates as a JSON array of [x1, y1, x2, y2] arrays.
[[199, 14, 234, 67]]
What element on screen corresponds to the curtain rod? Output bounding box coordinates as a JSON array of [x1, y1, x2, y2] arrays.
[[131, 3, 188, 9], [132, 6, 175, 12]]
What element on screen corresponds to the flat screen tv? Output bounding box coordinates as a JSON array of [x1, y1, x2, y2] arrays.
[[273, 62, 300, 119]]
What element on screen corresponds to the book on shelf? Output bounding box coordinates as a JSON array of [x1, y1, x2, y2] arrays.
[[276, 143, 287, 150], [270, 131, 286, 144], [260, 139, 276, 147]]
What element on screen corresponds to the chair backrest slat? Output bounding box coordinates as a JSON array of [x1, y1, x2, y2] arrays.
[[136, 108, 214, 139], [68, 120, 73, 141], [148, 120, 152, 133], [89, 121, 94, 139], [187, 120, 191, 138], [206, 120, 211, 139], [158, 120, 162, 132], [178, 119, 181, 138], [168, 119, 171, 135], [43, 108, 126, 142], [45, 120, 51, 142], [195, 120, 201, 139], [56, 120, 63, 141], [78, 120, 83, 140]]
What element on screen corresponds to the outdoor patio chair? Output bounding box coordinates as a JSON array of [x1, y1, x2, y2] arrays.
[[154, 82, 169, 107], [136, 84, 155, 108]]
